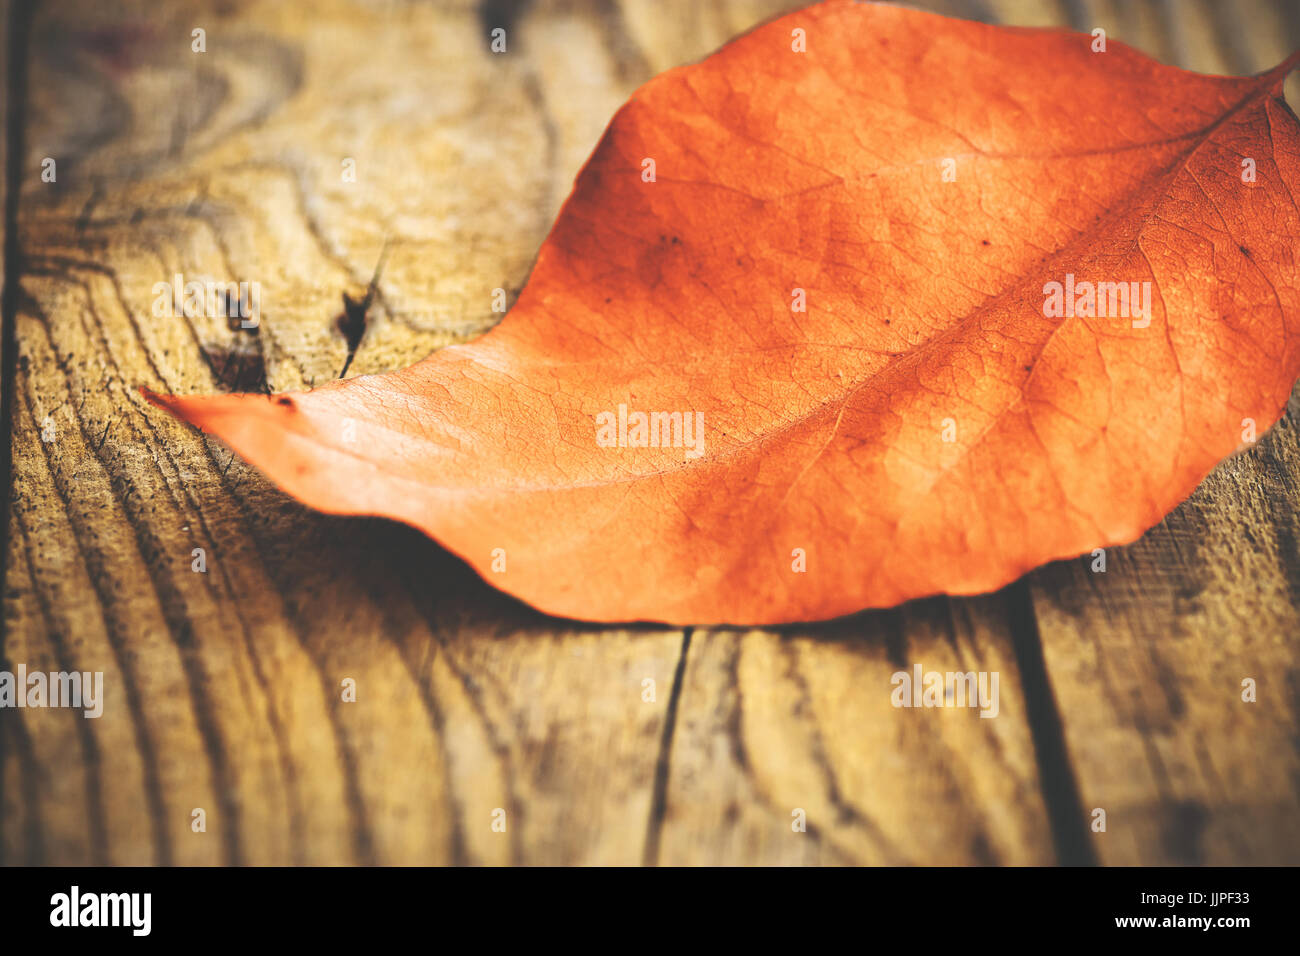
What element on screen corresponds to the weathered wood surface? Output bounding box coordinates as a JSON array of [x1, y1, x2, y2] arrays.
[[1, 0, 1298, 865]]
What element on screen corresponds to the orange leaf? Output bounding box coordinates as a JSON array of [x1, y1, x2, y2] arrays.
[[147, 1, 1300, 625]]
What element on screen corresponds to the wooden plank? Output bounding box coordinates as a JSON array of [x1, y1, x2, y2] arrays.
[[4, 0, 1299, 867], [1004, 0, 1300, 865], [1028, 414, 1300, 865], [649, 0, 1300, 866], [553, 0, 1069, 868], [2, 0, 700, 866], [654, 598, 1061, 865]]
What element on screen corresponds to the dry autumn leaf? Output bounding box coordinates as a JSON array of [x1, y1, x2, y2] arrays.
[[147, 0, 1300, 626]]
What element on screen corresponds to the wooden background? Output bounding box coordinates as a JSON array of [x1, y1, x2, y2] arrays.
[[2, 0, 1299, 865]]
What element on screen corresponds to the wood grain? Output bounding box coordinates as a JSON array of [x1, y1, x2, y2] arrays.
[[654, 599, 1059, 865], [2, 0, 1299, 866]]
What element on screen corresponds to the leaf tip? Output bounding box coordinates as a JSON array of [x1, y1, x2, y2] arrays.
[[140, 385, 204, 432], [1263, 49, 1300, 92], [139, 385, 172, 412]]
